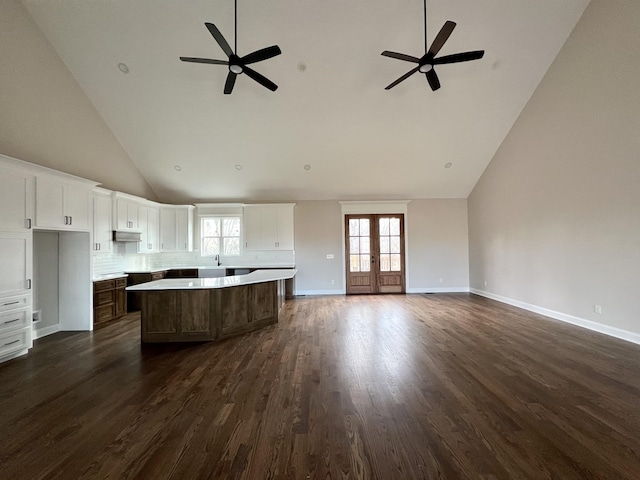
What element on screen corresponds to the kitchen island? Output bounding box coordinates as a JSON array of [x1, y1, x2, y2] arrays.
[[126, 269, 296, 343]]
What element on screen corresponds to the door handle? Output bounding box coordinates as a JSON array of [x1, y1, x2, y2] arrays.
[[371, 256, 375, 264]]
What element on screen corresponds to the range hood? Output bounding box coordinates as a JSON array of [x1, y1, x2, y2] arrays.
[[112, 231, 141, 242]]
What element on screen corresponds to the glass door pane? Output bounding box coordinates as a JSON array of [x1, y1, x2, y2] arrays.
[[379, 217, 401, 272], [349, 218, 370, 272]]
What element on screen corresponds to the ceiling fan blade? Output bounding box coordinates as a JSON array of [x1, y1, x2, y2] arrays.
[[384, 66, 420, 90], [224, 71, 237, 94], [433, 50, 485, 65], [205, 22, 234, 58], [381, 51, 420, 63], [241, 45, 282, 65], [179, 57, 228, 65], [243, 66, 278, 91], [426, 69, 441, 91], [427, 21, 456, 57]]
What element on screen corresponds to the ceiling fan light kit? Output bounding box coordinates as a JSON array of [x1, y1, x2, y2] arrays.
[[381, 0, 485, 91]]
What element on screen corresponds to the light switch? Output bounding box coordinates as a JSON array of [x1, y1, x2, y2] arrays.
[[326, 254, 334, 259]]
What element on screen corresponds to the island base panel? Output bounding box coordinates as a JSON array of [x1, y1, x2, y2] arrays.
[[140, 281, 280, 343]]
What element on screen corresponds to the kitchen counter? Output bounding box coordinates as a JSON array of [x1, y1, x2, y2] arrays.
[[92, 273, 128, 281], [131, 269, 296, 343], [121, 264, 295, 274], [126, 269, 296, 291]]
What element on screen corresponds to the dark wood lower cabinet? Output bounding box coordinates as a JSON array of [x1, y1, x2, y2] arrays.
[[140, 281, 280, 343], [93, 278, 127, 328], [126, 271, 167, 312]]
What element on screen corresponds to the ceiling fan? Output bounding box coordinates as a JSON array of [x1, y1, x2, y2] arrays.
[[180, 0, 281, 94], [382, 0, 484, 91]]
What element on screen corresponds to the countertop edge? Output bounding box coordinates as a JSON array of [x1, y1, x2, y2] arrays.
[[126, 269, 296, 291]]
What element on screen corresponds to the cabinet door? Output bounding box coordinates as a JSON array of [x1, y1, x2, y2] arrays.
[[92, 194, 112, 253], [115, 288, 126, 317], [116, 199, 140, 231], [147, 207, 159, 252], [35, 177, 65, 228], [243, 206, 263, 250], [64, 185, 91, 230], [0, 233, 32, 298], [176, 208, 192, 252], [275, 205, 295, 250], [138, 206, 150, 253], [159, 208, 177, 251], [0, 168, 33, 231], [261, 206, 279, 249]]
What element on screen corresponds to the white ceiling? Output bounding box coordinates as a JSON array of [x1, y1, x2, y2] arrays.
[[22, 0, 590, 203]]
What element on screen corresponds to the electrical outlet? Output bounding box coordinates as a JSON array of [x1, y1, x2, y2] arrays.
[[484, 280, 488, 287], [594, 305, 602, 314], [326, 254, 334, 260], [32, 310, 40, 322], [330, 279, 335, 285], [439, 278, 443, 284]]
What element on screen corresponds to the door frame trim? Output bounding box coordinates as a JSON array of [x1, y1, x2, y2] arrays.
[[340, 201, 410, 294]]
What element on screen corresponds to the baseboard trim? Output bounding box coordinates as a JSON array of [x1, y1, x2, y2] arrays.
[[407, 287, 470, 294], [33, 323, 61, 339], [295, 289, 345, 296], [470, 288, 640, 346]]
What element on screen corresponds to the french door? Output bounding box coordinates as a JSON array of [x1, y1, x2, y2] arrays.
[[345, 214, 405, 294]]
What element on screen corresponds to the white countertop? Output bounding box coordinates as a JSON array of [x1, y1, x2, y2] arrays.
[[122, 264, 295, 274], [126, 269, 296, 291], [93, 273, 128, 281]]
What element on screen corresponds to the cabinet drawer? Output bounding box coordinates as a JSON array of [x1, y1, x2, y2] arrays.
[[94, 279, 115, 292], [95, 290, 115, 306], [0, 295, 29, 314], [95, 305, 114, 323], [0, 328, 29, 358], [151, 272, 166, 281], [115, 278, 127, 288], [0, 308, 30, 334]]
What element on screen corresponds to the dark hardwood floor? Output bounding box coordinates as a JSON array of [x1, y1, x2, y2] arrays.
[[1, 293, 639, 479]]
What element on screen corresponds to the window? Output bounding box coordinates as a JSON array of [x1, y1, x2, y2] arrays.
[[200, 216, 241, 256]]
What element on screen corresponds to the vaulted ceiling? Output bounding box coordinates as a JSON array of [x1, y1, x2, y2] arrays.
[[22, 0, 590, 203]]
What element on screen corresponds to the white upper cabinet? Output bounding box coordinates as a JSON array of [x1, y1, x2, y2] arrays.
[[138, 205, 159, 253], [115, 197, 140, 231], [159, 207, 177, 252], [243, 204, 295, 250], [176, 207, 193, 252], [92, 189, 112, 254], [0, 166, 33, 232], [160, 206, 193, 252], [34, 176, 92, 230]]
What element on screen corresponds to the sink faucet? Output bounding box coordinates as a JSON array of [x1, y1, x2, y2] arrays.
[[216, 254, 221, 266]]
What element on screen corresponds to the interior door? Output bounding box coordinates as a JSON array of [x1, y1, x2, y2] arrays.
[[345, 214, 405, 294]]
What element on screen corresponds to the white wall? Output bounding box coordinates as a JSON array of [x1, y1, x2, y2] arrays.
[[294, 199, 470, 295], [33, 231, 59, 331], [294, 201, 344, 294], [468, 0, 640, 340], [0, 0, 156, 200], [407, 199, 469, 292]]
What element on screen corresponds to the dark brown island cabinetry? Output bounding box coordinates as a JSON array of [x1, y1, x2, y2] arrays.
[[93, 277, 127, 327], [138, 280, 284, 343]]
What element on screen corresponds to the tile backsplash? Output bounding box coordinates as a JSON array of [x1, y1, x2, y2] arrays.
[[92, 243, 295, 276]]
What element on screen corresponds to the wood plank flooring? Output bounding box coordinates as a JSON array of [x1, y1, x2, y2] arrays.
[[1, 293, 639, 479]]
